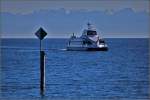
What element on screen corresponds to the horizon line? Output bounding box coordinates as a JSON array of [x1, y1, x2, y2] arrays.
[[0, 37, 150, 39]]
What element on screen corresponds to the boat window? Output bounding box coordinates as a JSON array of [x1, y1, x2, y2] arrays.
[[99, 39, 105, 43], [83, 41, 86, 45], [87, 41, 92, 45], [87, 30, 97, 35], [83, 41, 92, 45]]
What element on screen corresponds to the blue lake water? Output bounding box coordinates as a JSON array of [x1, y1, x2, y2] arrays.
[[0, 38, 149, 100]]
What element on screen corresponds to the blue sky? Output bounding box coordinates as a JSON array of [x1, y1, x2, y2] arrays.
[[0, 0, 150, 38]]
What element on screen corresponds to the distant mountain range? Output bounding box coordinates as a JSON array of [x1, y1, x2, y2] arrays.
[[1, 8, 149, 38]]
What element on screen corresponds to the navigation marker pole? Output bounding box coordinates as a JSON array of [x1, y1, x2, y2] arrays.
[[35, 27, 47, 95]]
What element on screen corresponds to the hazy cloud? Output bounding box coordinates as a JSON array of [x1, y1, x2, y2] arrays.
[[0, 0, 150, 14]]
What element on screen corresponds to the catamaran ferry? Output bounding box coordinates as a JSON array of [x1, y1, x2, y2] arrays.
[[67, 23, 108, 51]]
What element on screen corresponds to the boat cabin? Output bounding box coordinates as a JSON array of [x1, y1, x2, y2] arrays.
[[87, 30, 97, 35], [82, 23, 97, 36], [82, 30, 97, 36]]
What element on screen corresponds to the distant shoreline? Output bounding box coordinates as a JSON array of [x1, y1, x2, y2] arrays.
[[1, 37, 150, 39]]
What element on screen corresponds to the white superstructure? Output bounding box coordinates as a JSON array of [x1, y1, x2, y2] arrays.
[[67, 23, 108, 51]]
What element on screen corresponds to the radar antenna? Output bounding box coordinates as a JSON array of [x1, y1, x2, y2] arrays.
[[87, 22, 92, 29]]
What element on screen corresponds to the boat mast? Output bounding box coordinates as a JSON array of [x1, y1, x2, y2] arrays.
[[87, 22, 91, 30]]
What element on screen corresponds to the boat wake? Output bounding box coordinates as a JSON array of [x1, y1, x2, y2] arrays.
[[1, 46, 67, 52], [46, 48, 67, 51]]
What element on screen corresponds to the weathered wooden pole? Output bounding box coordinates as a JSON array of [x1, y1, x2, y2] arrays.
[[35, 27, 47, 95]]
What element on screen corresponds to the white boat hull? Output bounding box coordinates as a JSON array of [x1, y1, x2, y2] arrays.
[[67, 46, 108, 51]]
